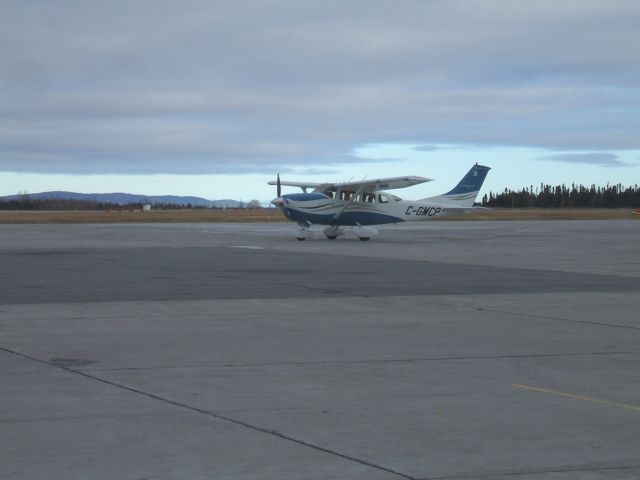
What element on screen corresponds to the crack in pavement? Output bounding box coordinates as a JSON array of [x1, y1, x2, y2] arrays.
[[0, 344, 416, 480]]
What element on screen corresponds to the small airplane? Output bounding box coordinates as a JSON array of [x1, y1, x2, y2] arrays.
[[269, 163, 491, 241]]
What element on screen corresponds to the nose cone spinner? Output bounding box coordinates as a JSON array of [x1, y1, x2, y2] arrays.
[[271, 197, 284, 207]]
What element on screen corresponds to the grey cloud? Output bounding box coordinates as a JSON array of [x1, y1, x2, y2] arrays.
[[289, 168, 341, 176], [413, 145, 441, 152], [534, 152, 636, 167], [1, 0, 640, 174]]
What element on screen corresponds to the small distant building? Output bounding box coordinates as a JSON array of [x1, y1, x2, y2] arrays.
[[142, 204, 152, 211]]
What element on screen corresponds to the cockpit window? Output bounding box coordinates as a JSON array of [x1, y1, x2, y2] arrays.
[[377, 194, 400, 203]]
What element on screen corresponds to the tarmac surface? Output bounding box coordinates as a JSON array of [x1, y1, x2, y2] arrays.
[[1, 220, 639, 479]]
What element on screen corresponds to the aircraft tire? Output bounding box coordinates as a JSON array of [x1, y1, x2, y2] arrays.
[[359, 237, 370, 241], [296, 237, 306, 241], [326, 235, 337, 240]]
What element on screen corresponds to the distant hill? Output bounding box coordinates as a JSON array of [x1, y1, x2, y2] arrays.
[[0, 191, 243, 208]]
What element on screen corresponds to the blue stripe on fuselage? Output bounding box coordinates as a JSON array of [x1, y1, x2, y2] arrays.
[[283, 207, 403, 226]]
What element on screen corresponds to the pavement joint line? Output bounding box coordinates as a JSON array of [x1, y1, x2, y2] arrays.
[[275, 281, 369, 298], [83, 350, 638, 372], [513, 384, 640, 412], [0, 411, 184, 424], [437, 303, 640, 331], [0, 344, 416, 480], [419, 464, 640, 479]]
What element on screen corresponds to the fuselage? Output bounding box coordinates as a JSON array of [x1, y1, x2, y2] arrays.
[[279, 192, 458, 226]]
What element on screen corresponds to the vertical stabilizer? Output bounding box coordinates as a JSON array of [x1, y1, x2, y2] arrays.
[[421, 163, 490, 207]]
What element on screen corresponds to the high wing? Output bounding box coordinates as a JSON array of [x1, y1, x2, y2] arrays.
[[267, 180, 322, 191], [318, 176, 432, 192]]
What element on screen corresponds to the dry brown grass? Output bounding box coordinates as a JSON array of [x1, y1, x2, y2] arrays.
[[438, 208, 636, 221], [0, 208, 637, 224], [0, 208, 287, 224]]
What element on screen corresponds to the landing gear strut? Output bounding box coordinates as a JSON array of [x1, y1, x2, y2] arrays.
[[296, 223, 313, 241]]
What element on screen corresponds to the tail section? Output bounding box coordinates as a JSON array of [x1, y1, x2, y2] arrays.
[[421, 163, 490, 207]]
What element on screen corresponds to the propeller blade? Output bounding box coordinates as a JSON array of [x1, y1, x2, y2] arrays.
[[277, 173, 281, 198]]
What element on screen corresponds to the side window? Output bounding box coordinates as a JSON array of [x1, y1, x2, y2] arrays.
[[378, 194, 389, 203], [340, 191, 354, 201]]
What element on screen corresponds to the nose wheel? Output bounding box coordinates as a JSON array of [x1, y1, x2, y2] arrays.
[[295, 224, 313, 241]]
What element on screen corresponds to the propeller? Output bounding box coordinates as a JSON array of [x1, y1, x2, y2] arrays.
[[270, 173, 284, 217]]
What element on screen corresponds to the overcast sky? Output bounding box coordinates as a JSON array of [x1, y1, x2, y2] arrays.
[[1, 0, 639, 200]]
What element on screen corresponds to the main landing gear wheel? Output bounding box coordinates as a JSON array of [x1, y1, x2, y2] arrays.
[[323, 226, 344, 240], [353, 226, 377, 241], [296, 237, 306, 241]]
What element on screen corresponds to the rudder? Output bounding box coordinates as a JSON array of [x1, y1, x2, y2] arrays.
[[421, 163, 490, 207]]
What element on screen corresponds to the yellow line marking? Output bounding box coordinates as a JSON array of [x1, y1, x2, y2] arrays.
[[513, 384, 640, 412]]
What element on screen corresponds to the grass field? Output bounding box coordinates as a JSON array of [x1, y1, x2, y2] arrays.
[[0, 208, 286, 224], [0, 208, 636, 224]]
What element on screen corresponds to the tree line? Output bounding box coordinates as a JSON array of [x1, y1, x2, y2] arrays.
[[0, 198, 204, 211], [0, 198, 122, 211], [0, 196, 265, 211], [481, 183, 640, 208]]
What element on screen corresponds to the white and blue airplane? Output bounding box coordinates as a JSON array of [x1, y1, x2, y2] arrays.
[[269, 163, 491, 241]]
